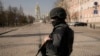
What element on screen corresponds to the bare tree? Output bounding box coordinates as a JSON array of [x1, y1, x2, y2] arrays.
[[54, 0, 71, 22], [0, 1, 34, 27], [0, 0, 3, 13], [18, 5, 24, 15], [0, 0, 5, 26]]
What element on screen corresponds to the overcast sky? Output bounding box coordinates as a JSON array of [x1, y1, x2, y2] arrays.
[[1, 0, 57, 16]]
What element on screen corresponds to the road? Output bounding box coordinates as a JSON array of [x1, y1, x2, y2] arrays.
[[71, 26, 100, 56], [0, 23, 100, 56]]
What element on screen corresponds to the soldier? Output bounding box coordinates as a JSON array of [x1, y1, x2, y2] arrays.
[[43, 7, 74, 56]]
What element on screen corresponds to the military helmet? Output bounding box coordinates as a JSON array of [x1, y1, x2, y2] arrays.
[[50, 7, 66, 20]]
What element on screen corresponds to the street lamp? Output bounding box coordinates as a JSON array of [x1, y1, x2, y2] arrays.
[[5, 12, 8, 26], [15, 16, 18, 26]]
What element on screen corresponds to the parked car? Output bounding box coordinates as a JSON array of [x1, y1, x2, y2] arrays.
[[68, 22, 76, 26], [74, 22, 87, 26]]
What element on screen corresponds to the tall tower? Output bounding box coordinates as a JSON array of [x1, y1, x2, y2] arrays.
[[35, 3, 41, 22]]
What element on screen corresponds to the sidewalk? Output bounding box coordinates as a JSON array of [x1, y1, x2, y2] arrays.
[[89, 27, 100, 32], [0, 27, 18, 35]]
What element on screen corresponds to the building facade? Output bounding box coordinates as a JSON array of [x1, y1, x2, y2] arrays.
[[58, 0, 100, 26]]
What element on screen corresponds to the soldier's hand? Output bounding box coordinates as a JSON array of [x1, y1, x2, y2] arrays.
[[42, 36, 50, 45], [44, 36, 51, 42]]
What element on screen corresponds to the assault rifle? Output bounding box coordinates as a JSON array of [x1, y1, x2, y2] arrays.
[[36, 40, 51, 56]]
